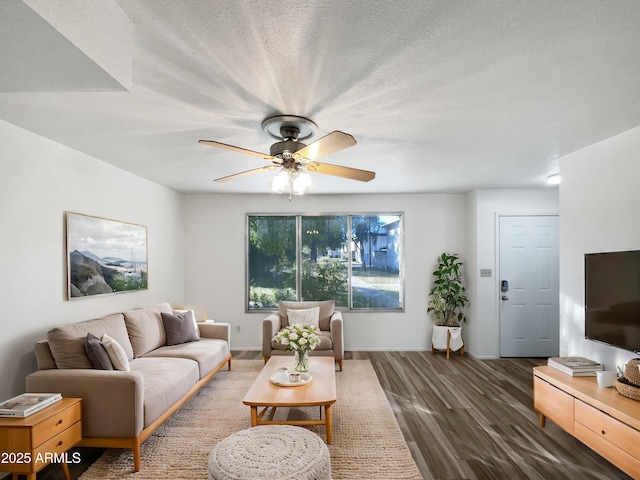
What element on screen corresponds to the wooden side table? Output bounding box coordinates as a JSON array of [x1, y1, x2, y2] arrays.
[[0, 398, 82, 480]]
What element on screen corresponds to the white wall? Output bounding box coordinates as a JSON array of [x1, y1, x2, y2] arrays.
[[0, 119, 185, 400], [559, 125, 640, 371], [466, 189, 559, 358], [182, 193, 466, 351]]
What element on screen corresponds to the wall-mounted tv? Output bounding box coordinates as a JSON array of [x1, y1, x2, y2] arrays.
[[585, 250, 640, 353]]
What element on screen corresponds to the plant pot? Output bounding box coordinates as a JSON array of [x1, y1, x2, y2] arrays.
[[432, 325, 464, 351]]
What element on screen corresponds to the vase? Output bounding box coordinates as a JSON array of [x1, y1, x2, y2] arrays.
[[294, 349, 309, 372]]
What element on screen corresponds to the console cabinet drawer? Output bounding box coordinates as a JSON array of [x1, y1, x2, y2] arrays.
[[574, 421, 640, 479], [533, 376, 573, 433], [574, 400, 640, 458]]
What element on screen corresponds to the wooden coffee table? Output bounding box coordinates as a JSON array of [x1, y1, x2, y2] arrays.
[[242, 356, 337, 443]]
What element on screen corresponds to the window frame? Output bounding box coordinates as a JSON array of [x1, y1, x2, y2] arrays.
[[245, 212, 405, 313]]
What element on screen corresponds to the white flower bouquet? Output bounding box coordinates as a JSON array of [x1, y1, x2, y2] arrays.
[[274, 323, 321, 352]]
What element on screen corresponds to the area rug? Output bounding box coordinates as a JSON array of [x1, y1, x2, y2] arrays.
[[78, 359, 422, 480]]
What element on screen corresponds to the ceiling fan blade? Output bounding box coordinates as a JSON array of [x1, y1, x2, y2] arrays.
[[295, 131, 356, 161], [214, 165, 280, 182], [199, 139, 274, 160], [306, 162, 375, 182]]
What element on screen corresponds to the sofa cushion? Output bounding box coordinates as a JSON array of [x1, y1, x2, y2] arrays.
[[85, 334, 113, 370], [47, 313, 134, 369], [102, 334, 130, 371], [161, 311, 199, 346], [279, 301, 335, 330], [129, 357, 199, 429], [124, 303, 172, 357], [287, 307, 320, 329], [143, 338, 230, 378], [34, 341, 57, 371]]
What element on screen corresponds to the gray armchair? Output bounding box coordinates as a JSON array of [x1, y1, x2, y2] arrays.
[[262, 300, 344, 371]]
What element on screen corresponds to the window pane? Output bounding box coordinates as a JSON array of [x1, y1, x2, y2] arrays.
[[351, 215, 402, 309], [248, 214, 403, 311], [301, 216, 348, 306], [248, 216, 296, 309]]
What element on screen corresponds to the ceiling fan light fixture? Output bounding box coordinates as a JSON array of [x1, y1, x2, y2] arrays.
[[292, 170, 312, 195], [269, 169, 290, 193], [270, 167, 312, 199]]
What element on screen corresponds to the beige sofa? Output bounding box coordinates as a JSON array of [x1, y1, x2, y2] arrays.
[[25, 303, 231, 472], [262, 300, 344, 371]]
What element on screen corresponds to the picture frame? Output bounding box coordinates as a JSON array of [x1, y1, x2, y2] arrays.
[[66, 212, 148, 300]]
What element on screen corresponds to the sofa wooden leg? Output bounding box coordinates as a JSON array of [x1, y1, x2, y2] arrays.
[[264, 356, 269, 364], [337, 359, 343, 371], [133, 441, 141, 472]]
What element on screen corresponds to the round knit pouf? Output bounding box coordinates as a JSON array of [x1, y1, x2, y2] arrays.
[[207, 425, 331, 480]]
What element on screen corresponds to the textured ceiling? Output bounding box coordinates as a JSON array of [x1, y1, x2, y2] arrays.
[[1, 0, 640, 194]]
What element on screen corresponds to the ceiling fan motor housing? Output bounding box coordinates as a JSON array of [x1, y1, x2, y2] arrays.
[[270, 140, 306, 158]]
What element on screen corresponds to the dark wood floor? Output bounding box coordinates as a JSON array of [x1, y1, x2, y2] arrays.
[[345, 351, 632, 480], [25, 350, 632, 480]]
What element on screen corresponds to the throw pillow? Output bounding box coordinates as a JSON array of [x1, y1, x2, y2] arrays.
[[84, 333, 113, 370], [102, 334, 130, 371], [287, 307, 320, 329], [161, 311, 200, 346], [172, 309, 199, 339]]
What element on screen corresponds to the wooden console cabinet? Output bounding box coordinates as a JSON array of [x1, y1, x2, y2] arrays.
[[533, 366, 640, 479]]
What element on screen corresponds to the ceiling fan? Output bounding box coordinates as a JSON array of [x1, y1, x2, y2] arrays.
[[199, 115, 375, 199]]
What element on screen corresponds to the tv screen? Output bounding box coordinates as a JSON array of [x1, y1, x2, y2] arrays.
[[585, 250, 640, 353]]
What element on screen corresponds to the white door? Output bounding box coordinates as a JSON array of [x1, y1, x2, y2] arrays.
[[499, 216, 559, 357]]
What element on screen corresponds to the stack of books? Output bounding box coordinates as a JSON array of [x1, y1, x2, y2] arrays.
[[547, 356, 603, 376], [0, 393, 62, 417]]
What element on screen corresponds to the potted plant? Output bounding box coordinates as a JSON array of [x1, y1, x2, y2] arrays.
[[427, 253, 468, 327]]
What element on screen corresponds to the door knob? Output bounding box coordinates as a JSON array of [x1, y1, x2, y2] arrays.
[[501, 296, 509, 301]]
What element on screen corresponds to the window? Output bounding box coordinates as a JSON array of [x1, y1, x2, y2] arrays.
[[247, 214, 403, 311]]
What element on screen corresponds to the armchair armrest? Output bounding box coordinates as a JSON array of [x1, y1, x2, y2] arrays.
[[26, 369, 144, 438], [262, 313, 281, 358], [329, 311, 344, 361], [198, 321, 230, 345]]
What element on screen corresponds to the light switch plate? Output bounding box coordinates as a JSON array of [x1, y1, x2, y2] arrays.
[[480, 269, 492, 277]]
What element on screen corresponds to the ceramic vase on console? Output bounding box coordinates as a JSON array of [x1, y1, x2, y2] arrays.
[[294, 349, 309, 372]]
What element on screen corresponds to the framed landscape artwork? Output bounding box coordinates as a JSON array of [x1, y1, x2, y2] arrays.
[[66, 212, 148, 300]]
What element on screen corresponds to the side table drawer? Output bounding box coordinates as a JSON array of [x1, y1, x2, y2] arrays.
[[32, 401, 82, 447], [533, 376, 573, 433], [33, 421, 82, 467], [575, 399, 640, 458]]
